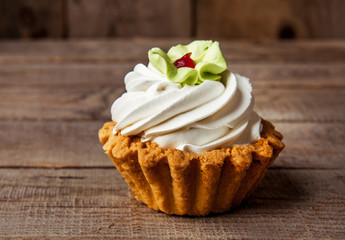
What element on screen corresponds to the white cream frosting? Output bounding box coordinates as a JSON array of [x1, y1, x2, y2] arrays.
[[111, 63, 261, 154]]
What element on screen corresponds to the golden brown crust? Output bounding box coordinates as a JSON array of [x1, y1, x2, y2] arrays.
[[98, 120, 284, 216]]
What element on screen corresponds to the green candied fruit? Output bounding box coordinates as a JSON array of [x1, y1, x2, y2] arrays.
[[148, 40, 228, 86]]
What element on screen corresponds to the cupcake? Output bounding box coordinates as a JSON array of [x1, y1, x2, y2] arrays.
[[99, 40, 284, 216]]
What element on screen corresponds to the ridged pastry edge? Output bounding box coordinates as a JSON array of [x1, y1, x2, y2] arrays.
[[99, 120, 284, 216]]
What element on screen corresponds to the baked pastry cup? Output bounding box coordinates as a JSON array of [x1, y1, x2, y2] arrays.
[[99, 120, 284, 216]]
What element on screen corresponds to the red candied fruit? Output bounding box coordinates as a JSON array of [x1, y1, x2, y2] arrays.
[[174, 52, 196, 68]]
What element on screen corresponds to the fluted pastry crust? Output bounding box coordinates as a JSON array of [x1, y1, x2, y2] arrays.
[[99, 120, 284, 216]]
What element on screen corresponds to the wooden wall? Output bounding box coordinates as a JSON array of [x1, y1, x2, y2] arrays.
[[0, 0, 344, 40]]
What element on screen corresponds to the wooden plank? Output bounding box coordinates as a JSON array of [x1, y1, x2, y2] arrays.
[[0, 62, 132, 87], [0, 168, 344, 239], [0, 84, 344, 122], [0, 0, 64, 39], [0, 121, 344, 169], [232, 63, 345, 89], [0, 40, 343, 239], [196, 0, 345, 39], [67, 0, 191, 38], [254, 88, 345, 122], [0, 40, 345, 63], [273, 122, 345, 169], [0, 120, 111, 168], [0, 0, 344, 40], [0, 85, 119, 121], [1, 62, 345, 88]]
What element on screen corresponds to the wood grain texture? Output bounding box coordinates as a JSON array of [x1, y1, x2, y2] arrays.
[[0, 85, 118, 120], [196, 0, 345, 39], [0, 168, 344, 239], [0, 121, 344, 169], [0, 40, 345, 63], [1, 62, 345, 88], [1, 84, 344, 122], [1, 0, 344, 40], [67, 0, 191, 38], [0, 0, 64, 39], [254, 88, 345, 122], [0, 39, 344, 239], [0, 120, 109, 168], [273, 122, 345, 169]]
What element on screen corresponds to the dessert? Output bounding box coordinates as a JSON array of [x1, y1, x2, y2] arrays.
[[99, 40, 284, 216]]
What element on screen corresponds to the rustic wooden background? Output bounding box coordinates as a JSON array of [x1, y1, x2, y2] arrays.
[[0, 0, 345, 40], [1, 0, 345, 239], [0, 39, 344, 239]]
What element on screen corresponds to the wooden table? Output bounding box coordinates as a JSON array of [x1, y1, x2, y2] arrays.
[[0, 39, 344, 239]]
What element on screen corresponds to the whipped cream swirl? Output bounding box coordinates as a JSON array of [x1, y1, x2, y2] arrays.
[[111, 63, 261, 154]]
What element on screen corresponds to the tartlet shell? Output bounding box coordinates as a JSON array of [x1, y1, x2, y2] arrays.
[[99, 120, 284, 216]]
